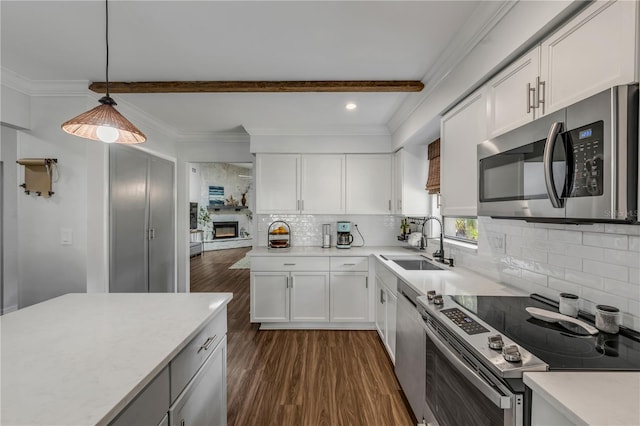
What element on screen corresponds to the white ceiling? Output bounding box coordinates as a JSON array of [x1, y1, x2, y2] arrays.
[[1, 1, 498, 137]]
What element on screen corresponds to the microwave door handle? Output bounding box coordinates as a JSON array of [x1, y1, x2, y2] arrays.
[[543, 122, 565, 208]]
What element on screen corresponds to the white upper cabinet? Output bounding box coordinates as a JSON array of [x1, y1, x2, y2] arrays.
[[256, 154, 300, 214], [540, 0, 638, 114], [440, 90, 486, 218], [486, 48, 541, 139], [393, 145, 429, 216], [485, 0, 638, 139], [256, 154, 345, 214], [301, 155, 345, 214], [346, 154, 393, 215]]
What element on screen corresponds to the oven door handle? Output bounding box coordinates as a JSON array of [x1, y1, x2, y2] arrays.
[[424, 326, 513, 409], [543, 121, 565, 208]]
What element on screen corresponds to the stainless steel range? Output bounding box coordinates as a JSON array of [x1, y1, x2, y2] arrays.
[[416, 293, 640, 426]]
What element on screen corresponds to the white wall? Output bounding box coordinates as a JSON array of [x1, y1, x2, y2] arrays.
[[1, 126, 19, 313], [427, 219, 640, 330], [0, 84, 30, 130], [250, 132, 392, 154]]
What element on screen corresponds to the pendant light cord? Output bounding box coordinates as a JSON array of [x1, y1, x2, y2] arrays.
[[105, 0, 110, 97]]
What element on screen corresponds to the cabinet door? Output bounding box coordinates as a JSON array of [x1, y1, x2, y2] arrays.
[[109, 145, 150, 293], [394, 145, 429, 216], [148, 156, 175, 293], [385, 291, 397, 363], [375, 278, 386, 341], [540, 0, 638, 115], [169, 337, 227, 426], [110, 367, 170, 426], [301, 155, 345, 214], [250, 272, 289, 322], [255, 154, 300, 214], [290, 272, 330, 322], [486, 48, 540, 138], [346, 154, 392, 214], [330, 272, 369, 322], [440, 90, 486, 217]]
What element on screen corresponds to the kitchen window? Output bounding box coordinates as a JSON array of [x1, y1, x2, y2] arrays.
[[443, 217, 478, 244]]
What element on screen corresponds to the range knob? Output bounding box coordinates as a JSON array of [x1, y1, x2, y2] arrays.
[[502, 345, 522, 362], [433, 295, 443, 306], [426, 290, 436, 302], [488, 334, 504, 350]]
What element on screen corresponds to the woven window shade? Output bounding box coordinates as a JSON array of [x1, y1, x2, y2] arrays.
[[425, 138, 441, 194]]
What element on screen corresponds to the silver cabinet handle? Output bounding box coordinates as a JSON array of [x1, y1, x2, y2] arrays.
[[537, 77, 545, 114], [181, 419, 185, 426], [365, 277, 368, 289], [526, 82, 536, 114], [388, 200, 391, 211], [343, 263, 356, 266], [380, 289, 385, 304], [283, 263, 296, 266], [150, 228, 155, 240], [297, 200, 300, 210], [197, 335, 217, 354]]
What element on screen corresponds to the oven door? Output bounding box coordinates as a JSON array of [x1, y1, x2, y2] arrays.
[[423, 324, 523, 426]]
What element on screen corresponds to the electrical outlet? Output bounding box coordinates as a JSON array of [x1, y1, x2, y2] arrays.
[[486, 231, 505, 253]]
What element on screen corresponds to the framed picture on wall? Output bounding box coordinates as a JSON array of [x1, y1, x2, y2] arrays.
[[208, 185, 224, 206]]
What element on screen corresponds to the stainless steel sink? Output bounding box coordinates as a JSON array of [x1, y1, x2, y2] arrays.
[[392, 259, 444, 271], [381, 255, 445, 271]]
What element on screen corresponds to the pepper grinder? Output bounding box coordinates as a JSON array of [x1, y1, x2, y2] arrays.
[[322, 224, 331, 248]]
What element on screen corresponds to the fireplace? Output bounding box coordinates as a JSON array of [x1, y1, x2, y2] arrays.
[[212, 221, 238, 239]]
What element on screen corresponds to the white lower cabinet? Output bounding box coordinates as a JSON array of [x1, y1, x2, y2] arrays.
[[375, 263, 397, 363], [330, 272, 369, 322], [251, 255, 370, 326], [251, 269, 330, 323], [169, 337, 227, 426], [109, 367, 170, 426]]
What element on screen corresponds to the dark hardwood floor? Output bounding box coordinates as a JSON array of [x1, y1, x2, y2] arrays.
[[190, 248, 414, 426]]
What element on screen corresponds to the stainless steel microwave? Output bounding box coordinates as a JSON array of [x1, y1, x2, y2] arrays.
[[478, 84, 638, 223]]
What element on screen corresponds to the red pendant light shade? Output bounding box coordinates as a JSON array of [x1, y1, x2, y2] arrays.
[[62, 96, 146, 144]]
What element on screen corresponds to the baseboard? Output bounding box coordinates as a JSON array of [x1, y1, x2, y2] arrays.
[[1, 304, 18, 315], [258, 322, 376, 330]]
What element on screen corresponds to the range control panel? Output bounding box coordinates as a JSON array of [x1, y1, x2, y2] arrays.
[[441, 308, 489, 335], [568, 121, 604, 198]]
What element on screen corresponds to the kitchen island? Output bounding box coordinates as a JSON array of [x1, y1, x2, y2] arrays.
[[0, 292, 232, 426]]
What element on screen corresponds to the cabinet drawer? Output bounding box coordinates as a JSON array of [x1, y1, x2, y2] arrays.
[[375, 259, 397, 295], [170, 308, 227, 402], [330, 256, 369, 272], [251, 256, 330, 272], [109, 367, 169, 426]]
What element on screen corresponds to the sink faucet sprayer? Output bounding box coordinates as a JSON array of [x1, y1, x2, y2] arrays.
[[420, 216, 445, 261]]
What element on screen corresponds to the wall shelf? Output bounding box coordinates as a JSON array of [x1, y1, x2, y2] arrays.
[[207, 205, 249, 212]]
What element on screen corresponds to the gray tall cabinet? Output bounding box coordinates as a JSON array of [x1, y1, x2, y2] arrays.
[[109, 144, 175, 293]]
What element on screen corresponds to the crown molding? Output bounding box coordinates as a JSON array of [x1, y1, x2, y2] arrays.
[[387, 1, 516, 133], [1, 67, 33, 95], [244, 125, 390, 137], [175, 131, 250, 144]]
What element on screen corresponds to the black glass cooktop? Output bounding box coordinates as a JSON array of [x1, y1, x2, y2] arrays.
[[451, 294, 640, 371]]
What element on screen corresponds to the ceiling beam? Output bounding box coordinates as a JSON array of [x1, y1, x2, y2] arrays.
[[88, 80, 424, 94]]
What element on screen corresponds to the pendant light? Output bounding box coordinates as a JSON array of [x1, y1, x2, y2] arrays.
[[61, 0, 146, 144]]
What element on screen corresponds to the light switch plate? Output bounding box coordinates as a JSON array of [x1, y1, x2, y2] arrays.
[[60, 228, 72, 245]]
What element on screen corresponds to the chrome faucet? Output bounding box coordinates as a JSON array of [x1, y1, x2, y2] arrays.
[[419, 216, 445, 262]]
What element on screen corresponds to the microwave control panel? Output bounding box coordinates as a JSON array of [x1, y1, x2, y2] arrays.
[[568, 121, 604, 197]]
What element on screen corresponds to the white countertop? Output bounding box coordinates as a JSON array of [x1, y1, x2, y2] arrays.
[[0, 292, 233, 426], [524, 372, 640, 425], [249, 245, 525, 297]]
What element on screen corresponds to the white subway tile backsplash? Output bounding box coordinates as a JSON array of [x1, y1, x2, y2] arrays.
[[548, 229, 582, 244], [604, 224, 640, 236], [604, 278, 640, 301], [548, 277, 582, 295], [629, 300, 640, 317], [521, 227, 549, 240], [563, 269, 604, 290], [530, 261, 565, 279], [603, 248, 640, 268], [629, 236, 640, 252], [548, 253, 582, 271], [548, 241, 604, 260], [520, 247, 548, 263], [629, 268, 640, 285], [583, 259, 628, 281], [521, 270, 548, 286], [581, 287, 628, 314], [583, 232, 628, 249]]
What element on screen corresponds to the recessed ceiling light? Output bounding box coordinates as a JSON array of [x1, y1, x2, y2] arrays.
[[345, 103, 357, 110]]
